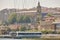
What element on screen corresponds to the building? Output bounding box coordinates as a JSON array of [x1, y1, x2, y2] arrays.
[[0, 1, 58, 31], [44, 16, 55, 22], [0, 2, 42, 24], [53, 18, 60, 32], [38, 15, 55, 31]]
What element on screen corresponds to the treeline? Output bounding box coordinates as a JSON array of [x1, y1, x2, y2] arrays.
[[5, 13, 31, 24]]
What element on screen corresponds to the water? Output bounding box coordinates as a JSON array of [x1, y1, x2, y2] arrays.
[[0, 38, 33, 40], [0, 38, 22, 40]]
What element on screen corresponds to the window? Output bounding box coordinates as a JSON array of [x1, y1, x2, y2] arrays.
[[18, 33, 41, 35]]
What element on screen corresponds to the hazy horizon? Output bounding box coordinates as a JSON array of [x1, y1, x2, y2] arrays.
[[0, 0, 60, 10]]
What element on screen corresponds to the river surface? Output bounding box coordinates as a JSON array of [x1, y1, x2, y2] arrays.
[[0, 38, 24, 40], [0, 38, 33, 40]]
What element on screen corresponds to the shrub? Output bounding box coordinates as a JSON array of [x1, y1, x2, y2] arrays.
[[41, 30, 55, 34], [41, 30, 48, 34]]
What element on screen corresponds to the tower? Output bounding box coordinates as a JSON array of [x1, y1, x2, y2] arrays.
[[37, 2, 41, 13], [36, 1, 41, 23]]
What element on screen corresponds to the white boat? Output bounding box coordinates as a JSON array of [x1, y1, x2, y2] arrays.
[[9, 31, 42, 38]]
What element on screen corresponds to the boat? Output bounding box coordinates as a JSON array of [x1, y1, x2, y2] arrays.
[[9, 31, 42, 38]]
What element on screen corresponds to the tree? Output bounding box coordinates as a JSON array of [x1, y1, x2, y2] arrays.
[[17, 15, 31, 23], [23, 15, 31, 23], [19, 26, 26, 31], [8, 13, 17, 24], [47, 13, 52, 17]]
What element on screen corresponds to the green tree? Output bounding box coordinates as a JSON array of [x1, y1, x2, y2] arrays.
[[8, 13, 17, 24], [23, 15, 31, 23], [19, 26, 26, 31], [47, 13, 52, 17], [17, 15, 31, 23]]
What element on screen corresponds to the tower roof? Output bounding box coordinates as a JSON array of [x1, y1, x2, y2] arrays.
[[38, 1, 40, 6]]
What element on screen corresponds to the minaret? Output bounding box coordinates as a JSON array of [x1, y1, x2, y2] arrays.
[[37, 2, 41, 13], [36, 1, 41, 23]]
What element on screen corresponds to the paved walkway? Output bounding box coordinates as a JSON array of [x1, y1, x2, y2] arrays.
[[41, 34, 60, 38]]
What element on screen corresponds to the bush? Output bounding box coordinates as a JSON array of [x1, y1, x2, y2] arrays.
[[41, 30, 55, 34], [19, 26, 27, 31], [41, 30, 48, 34]]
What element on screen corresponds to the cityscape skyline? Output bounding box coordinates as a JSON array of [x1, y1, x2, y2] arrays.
[[0, 0, 60, 10]]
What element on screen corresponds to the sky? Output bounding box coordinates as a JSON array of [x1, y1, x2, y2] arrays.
[[0, 0, 60, 10]]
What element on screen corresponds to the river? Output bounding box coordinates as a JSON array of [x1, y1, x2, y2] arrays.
[[0, 38, 23, 40], [0, 38, 34, 40]]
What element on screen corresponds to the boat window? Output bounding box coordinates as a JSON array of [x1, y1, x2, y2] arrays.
[[18, 33, 41, 35]]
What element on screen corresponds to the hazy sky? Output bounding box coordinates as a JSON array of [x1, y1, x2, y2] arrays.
[[0, 0, 60, 10]]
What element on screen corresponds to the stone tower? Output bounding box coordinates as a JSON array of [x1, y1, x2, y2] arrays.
[[36, 1, 41, 23], [37, 2, 41, 14]]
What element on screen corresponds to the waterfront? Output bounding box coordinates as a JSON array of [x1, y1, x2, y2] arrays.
[[0, 0, 60, 40], [0, 34, 60, 40], [0, 38, 60, 40], [0, 38, 22, 40], [0, 38, 38, 40]]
